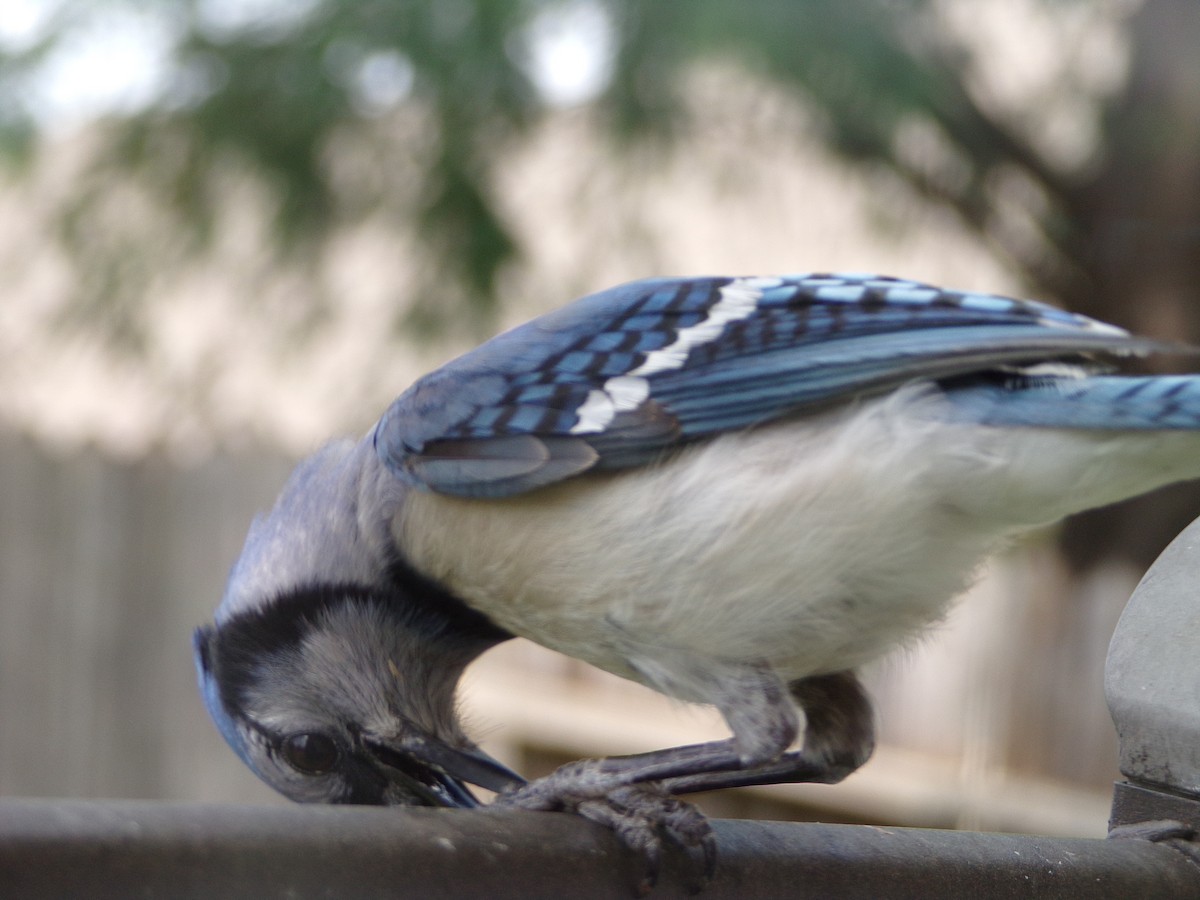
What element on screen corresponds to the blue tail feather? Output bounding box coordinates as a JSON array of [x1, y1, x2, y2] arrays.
[[945, 375, 1200, 430]]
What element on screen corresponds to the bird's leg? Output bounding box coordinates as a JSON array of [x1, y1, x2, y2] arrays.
[[492, 669, 874, 889], [502, 670, 872, 802], [497, 661, 799, 802], [491, 662, 800, 888], [664, 670, 876, 795], [498, 669, 871, 801]]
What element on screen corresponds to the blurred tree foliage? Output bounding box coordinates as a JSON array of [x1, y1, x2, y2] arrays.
[[2, 0, 1198, 565]]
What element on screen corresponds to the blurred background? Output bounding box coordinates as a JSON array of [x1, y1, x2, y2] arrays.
[[2, 0, 1198, 835]]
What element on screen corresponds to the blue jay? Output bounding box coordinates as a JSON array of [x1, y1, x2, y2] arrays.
[[195, 274, 1200, 872]]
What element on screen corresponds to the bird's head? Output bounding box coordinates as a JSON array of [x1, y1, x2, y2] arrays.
[[193, 579, 522, 807]]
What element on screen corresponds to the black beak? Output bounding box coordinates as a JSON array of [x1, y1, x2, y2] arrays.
[[364, 733, 525, 809]]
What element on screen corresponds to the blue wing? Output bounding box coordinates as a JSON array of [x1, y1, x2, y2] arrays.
[[374, 274, 1156, 498]]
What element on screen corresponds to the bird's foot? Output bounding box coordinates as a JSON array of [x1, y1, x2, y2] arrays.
[[494, 762, 716, 894]]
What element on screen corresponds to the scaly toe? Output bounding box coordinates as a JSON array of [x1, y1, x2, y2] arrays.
[[492, 771, 717, 893]]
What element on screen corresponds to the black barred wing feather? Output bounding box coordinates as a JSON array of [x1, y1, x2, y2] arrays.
[[375, 274, 1151, 498]]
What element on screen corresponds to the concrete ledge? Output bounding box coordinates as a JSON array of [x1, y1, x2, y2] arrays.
[[3, 799, 1199, 898]]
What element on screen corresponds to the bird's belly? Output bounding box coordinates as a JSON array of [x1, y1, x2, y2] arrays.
[[396, 391, 1011, 689]]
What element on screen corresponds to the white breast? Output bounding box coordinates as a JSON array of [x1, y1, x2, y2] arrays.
[[394, 384, 1200, 699]]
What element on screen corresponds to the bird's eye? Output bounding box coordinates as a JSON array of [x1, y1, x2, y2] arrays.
[[281, 732, 340, 775]]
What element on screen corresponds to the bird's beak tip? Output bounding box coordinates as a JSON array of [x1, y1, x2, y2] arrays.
[[364, 733, 524, 809]]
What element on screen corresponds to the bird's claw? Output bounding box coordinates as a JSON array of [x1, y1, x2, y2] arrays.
[[494, 764, 716, 894], [577, 785, 716, 895]]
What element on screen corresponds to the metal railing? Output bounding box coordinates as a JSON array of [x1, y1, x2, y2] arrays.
[[5, 519, 1200, 897], [0, 798, 1197, 899]]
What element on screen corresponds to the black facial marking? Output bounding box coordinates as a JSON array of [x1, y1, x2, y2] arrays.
[[383, 553, 513, 646], [194, 624, 217, 674], [200, 560, 513, 727]]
